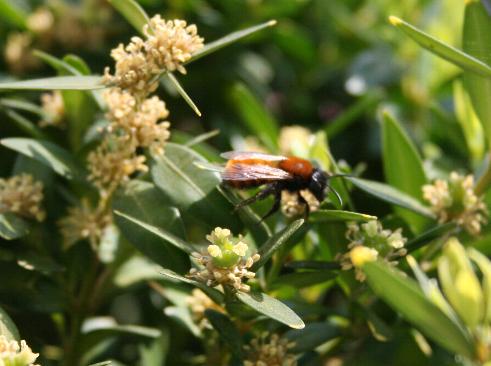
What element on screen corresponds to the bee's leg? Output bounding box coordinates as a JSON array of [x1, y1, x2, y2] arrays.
[[259, 189, 282, 222], [233, 184, 277, 212], [298, 192, 310, 218]]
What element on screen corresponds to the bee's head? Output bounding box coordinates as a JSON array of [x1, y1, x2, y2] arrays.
[[310, 169, 329, 202]]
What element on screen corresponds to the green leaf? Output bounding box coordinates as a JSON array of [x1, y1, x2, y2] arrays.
[[159, 268, 224, 304], [187, 20, 277, 64], [4, 109, 45, 139], [83, 318, 161, 338], [113, 210, 194, 255], [362, 260, 474, 359], [88, 362, 112, 366], [389, 15, 491, 78], [272, 270, 337, 289], [463, 1, 491, 147], [346, 177, 435, 218], [406, 223, 457, 253], [236, 291, 305, 329], [112, 181, 190, 273], [285, 260, 340, 271], [381, 111, 428, 233], [310, 210, 376, 223], [0, 306, 20, 341], [114, 256, 163, 288], [151, 143, 240, 231], [230, 83, 279, 152], [139, 332, 169, 366], [0, 138, 83, 179], [252, 219, 304, 270], [108, 0, 150, 36], [0, 0, 27, 29], [0, 98, 46, 116], [284, 321, 340, 353], [0, 76, 104, 91], [204, 310, 243, 358], [453, 81, 485, 161], [165, 73, 201, 117], [0, 213, 29, 240]]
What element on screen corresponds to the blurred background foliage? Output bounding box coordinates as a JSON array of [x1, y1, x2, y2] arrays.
[[1, 0, 491, 365]]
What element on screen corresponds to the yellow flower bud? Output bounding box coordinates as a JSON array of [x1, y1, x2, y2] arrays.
[[350, 246, 378, 267]]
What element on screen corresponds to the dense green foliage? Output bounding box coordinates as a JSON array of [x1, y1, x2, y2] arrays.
[[1, 1, 491, 365]]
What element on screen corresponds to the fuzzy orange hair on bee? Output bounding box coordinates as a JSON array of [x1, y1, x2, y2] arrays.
[[199, 151, 342, 220]]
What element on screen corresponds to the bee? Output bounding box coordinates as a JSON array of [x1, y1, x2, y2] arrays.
[[200, 151, 342, 220]]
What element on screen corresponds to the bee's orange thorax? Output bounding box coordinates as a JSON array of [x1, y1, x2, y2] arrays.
[[278, 157, 313, 179]]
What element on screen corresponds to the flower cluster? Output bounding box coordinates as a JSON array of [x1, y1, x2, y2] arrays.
[[58, 200, 112, 249], [337, 221, 407, 281], [0, 335, 39, 366], [39, 91, 65, 128], [87, 135, 147, 196], [278, 125, 313, 157], [188, 227, 260, 292], [281, 190, 320, 218], [186, 289, 225, 328], [0, 174, 45, 221], [104, 89, 171, 155], [243, 333, 297, 366], [423, 172, 487, 235], [103, 15, 204, 95]]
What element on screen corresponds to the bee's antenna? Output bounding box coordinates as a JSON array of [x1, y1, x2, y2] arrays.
[[326, 185, 343, 207]]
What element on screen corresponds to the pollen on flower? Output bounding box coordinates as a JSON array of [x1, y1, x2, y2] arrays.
[[188, 227, 260, 292], [103, 16, 203, 93], [281, 189, 320, 218], [58, 199, 112, 250], [0, 174, 45, 221], [422, 172, 487, 235], [0, 335, 40, 366], [144, 16, 204, 75], [186, 288, 225, 328], [87, 136, 147, 196], [336, 220, 407, 281], [278, 125, 313, 156], [39, 91, 65, 128], [243, 333, 297, 366], [103, 89, 171, 155]]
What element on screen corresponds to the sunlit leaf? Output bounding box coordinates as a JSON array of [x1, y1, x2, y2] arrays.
[[362, 260, 474, 358], [0, 0, 27, 28], [236, 291, 305, 329], [1, 138, 84, 179], [165, 73, 202, 116], [0, 306, 19, 341], [0, 76, 105, 90], [187, 20, 277, 64], [346, 177, 435, 218], [463, 1, 491, 147], [389, 15, 491, 78], [310, 210, 376, 223], [0, 213, 29, 241], [381, 111, 429, 232], [108, 0, 150, 35]]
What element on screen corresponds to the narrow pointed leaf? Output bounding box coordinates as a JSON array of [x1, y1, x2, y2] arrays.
[[88, 362, 112, 366], [406, 222, 457, 253], [0, 0, 27, 28], [4, 109, 45, 139], [463, 1, 491, 146], [166, 73, 202, 116], [0, 76, 105, 90], [389, 15, 491, 78], [252, 219, 304, 270], [108, 0, 150, 35], [230, 83, 279, 152], [1, 138, 83, 179], [113, 210, 194, 255], [362, 260, 474, 358], [159, 269, 224, 304], [187, 20, 277, 64], [236, 291, 304, 329], [0, 306, 19, 341], [382, 111, 429, 232], [347, 177, 435, 218], [310, 210, 376, 222], [113, 181, 190, 273], [205, 310, 243, 358], [284, 321, 340, 353], [0, 213, 29, 240]]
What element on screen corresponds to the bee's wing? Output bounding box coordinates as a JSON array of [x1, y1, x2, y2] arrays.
[[222, 163, 292, 181], [220, 151, 287, 161]]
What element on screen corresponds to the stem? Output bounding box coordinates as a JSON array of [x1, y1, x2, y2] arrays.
[[475, 152, 491, 195]]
